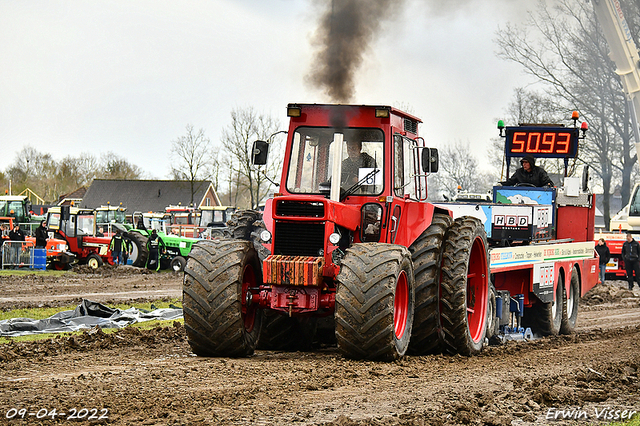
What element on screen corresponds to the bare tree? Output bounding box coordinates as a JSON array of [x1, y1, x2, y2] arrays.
[[170, 124, 213, 206], [495, 0, 640, 228], [433, 140, 493, 199], [221, 107, 284, 209], [99, 152, 144, 181]]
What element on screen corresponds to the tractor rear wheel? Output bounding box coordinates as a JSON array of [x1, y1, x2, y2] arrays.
[[525, 273, 563, 336], [257, 311, 317, 351], [336, 243, 414, 361], [127, 232, 149, 267], [86, 254, 103, 269], [228, 210, 262, 240], [182, 239, 262, 357], [408, 213, 452, 355], [560, 267, 580, 335], [440, 217, 489, 355]]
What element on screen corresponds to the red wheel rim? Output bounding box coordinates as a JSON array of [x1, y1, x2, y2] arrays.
[[241, 264, 257, 333], [466, 237, 488, 343], [394, 270, 409, 339]]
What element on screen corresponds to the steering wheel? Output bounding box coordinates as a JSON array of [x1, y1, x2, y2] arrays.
[[514, 183, 536, 187]]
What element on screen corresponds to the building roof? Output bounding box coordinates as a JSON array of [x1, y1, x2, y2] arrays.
[[57, 187, 87, 205], [81, 179, 218, 213]]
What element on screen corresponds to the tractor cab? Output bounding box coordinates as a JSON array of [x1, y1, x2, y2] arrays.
[[95, 204, 129, 235], [199, 206, 236, 228], [47, 206, 112, 268], [253, 104, 439, 256]]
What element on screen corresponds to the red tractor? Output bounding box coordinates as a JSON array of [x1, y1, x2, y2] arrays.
[[47, 206, 113, 268], [183, 104, 490, 360], [182, 104, 598, 361]]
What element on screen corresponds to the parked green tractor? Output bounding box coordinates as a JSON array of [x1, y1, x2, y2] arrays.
[[131, 212, 199, 271]]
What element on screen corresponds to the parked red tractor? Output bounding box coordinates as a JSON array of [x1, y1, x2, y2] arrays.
[[182, 104, 598, 361], [47, 206, 113, 268]]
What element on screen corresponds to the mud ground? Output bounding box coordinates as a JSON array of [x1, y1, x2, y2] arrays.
[[0, 271, 639, 426]]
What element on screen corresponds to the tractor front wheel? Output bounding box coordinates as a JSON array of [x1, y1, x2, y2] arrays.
[[182, 239, 262, 357], [440, 217, 489, 355], [86, 254, 103, 269], [336, 243, 415, 361], [170, 256, 186, 272]]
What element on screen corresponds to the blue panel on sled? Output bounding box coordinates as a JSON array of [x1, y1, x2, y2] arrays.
[[493, 186, 556, 205]]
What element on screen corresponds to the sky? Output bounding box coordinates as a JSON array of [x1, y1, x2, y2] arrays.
[[0, 0, 537, 180]]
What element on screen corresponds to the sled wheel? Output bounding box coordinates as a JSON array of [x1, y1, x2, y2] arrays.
[[86, 254, 103, 269], [408, 213, 452, 355], [527, 271, 564, 336], [336, 243, 415, 361], [182, 239, 262, 357], [486, 284, 498, 339], [440, 217, 489, 355], [560, 266, 580, 334]]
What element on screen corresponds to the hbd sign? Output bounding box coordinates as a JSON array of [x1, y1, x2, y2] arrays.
[[494, 215, 529, 228]]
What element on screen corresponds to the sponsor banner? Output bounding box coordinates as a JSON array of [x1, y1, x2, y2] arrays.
[[490, 241, 595, 270]]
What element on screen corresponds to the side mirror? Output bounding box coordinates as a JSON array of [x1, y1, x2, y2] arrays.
[[422, 148, 439, 173], [252, 140, 269, 165]]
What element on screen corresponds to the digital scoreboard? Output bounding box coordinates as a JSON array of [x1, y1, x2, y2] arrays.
[[505, 126, 580, 158]]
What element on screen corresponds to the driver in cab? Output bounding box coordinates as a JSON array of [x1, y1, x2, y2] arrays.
[[501, 155, 553, 187], [341, 139, 376, 187]]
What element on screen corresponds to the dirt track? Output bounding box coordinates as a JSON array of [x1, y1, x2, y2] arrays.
[[0, 270, 639, 425]]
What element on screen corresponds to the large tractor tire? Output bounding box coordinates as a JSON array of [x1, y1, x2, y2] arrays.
[[407, 213, 452, 355], [560, 267, 580, 335], [258, 311, 317, 351], [127, 231, 149, 267], [440, 217, 489, 355], [182, 239, 262, 357], [335, 243, 415, 361]]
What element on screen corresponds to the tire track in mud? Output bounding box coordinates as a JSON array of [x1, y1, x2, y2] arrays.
[[1, 324, 639, 425]]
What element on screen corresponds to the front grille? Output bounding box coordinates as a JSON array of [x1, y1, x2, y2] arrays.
[[274, 221, 325, 256], [404, 118, 418, 134], [276, 200, 325, 217]]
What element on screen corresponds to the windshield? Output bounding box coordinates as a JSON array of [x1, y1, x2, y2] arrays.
[[286, 127, 384, 195], [77, 214, 95, 236], [96, 210, 126, 224]]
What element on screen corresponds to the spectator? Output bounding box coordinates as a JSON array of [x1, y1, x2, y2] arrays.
[[594, 238, 610, 284], [122, 235, 133, 266], [621, 233, 640, 291], [146, 229, 165, 271], [8, 224, 25, 268], [35, 220, 48, 248], [109, 230, 125, 266]]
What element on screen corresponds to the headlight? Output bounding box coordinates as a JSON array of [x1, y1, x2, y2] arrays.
[[329, 233, 341, 245], [260, 230, 272, 242]]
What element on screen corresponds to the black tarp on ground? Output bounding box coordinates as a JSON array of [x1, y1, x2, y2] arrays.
[[0, 300, 183, 337]]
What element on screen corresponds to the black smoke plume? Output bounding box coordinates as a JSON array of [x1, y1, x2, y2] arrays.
[[308, 0, 401, 103]]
